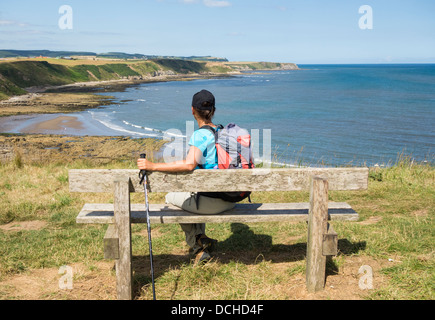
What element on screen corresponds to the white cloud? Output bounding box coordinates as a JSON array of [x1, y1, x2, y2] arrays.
[[0, 20, 28, 27], [203, 0, 231, 8], [0, 20, 14, 26], [179, 0, 231, 8]]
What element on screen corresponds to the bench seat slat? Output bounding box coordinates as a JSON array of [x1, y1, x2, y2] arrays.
[[69, 168, 368, 193], [76, 202, 358, 224]]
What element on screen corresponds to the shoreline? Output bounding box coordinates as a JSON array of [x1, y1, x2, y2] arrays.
[[19, 115, 84, 133], [0, 112, 146, 137], [0, 72, 237, 119], [0, 72, 237, 136], [0, 62, 299, 134], [0, 72, 240, 140]]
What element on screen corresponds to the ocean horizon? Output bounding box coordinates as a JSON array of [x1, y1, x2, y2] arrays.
[[1, 63, 434, 167]]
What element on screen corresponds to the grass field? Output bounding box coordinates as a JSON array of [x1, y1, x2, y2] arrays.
[[0, 147, 433, 300], [0, 57, 141, 66], [0, 58, 202, 101]]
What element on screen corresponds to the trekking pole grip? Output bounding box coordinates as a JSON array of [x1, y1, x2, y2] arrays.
[[139, 153, 147, 184]]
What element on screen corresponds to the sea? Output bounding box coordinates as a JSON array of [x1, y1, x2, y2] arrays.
[[5, 64, 435, 166]]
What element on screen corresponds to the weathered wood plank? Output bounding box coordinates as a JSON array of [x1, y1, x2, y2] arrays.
[[69, 168, 368, 193], [103, 224, 119, 259], [322, 223, 338, 256], [76, 202, 358, 224], [306, 177, 329, 293], [113, 177, 132, 300]]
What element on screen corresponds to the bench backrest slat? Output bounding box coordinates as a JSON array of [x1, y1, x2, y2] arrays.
[[69, 168, 368, 193]]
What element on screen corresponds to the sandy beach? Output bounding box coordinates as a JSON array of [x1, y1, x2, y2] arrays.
[[0, 72, 227, 135], [21, 115, 84, 133], [0, 111, 131, 136]]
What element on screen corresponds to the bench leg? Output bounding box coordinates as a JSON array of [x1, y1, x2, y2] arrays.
[[114, 177, 132, 300], [104, 225, 119, 260], [306, 176, 329, 292]]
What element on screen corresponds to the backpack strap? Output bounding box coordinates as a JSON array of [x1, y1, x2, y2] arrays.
[[196, 125, 220, 170], [199, 124, 223, 139], [195, 124, 223, 208]]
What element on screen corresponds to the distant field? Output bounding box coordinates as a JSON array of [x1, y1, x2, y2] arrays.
[[0, 57, 140, 66], [0, 57, 298, 69]]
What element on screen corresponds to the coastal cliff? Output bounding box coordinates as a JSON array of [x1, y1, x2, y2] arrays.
[[0, 58, 299, 101]]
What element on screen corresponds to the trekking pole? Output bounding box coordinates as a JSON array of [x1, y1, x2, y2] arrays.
[[138, 153, 156, 300]]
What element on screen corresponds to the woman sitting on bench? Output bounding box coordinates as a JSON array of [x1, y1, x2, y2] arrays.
[[137, 89, 234, 263]]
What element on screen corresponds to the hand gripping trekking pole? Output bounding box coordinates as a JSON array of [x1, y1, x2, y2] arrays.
[[138, 153, 156, 300]]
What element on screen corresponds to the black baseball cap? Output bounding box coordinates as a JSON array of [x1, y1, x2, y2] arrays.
[[192, 89, 215, 110]]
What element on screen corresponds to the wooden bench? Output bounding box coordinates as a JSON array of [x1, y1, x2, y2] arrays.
[[69, 167, 368, 300]]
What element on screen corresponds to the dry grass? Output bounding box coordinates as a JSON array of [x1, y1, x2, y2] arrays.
[[0, 134, 165, 165]]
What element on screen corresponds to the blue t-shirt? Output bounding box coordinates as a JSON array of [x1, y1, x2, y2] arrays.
[[188, 128, 218, 169]]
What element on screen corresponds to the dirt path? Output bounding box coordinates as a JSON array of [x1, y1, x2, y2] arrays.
[[0, 255, 388, 300]]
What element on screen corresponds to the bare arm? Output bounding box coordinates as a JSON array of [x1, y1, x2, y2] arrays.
[[137, 145, 202, 173]]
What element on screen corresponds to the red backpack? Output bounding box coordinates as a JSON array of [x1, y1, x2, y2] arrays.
[[198, 123, 254, 203]]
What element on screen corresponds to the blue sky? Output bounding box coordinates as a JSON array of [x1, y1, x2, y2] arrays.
[[0, 0, 434, 63]]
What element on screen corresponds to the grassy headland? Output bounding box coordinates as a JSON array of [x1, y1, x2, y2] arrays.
[[0, 58, 298, 119], [0, 58, 298, 114], [0, 137, 433, 300]]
